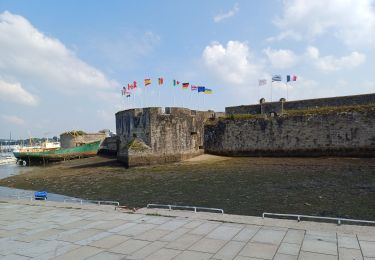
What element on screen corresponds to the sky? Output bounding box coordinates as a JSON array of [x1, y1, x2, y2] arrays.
[[0, 0, 374, 139]]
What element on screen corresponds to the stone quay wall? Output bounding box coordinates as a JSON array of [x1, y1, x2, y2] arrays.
[[204, 109, 375, 157], [116, 107, 224, 166], [226, 93, 375, 116]]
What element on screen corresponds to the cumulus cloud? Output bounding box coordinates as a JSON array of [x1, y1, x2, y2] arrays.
[[273, 0, 375, 47], [0, 11, 118, 98], [0, 79, 38, 106], [263, 48, 299, 69], [202, 41, 263, 85], [213, 3, 239, 23], [1, 114, 25, 125], [305, 46, 366, 71]]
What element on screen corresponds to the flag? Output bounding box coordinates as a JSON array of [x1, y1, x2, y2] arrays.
[[198, 86, 205, 93], [292, 75, 297, 81], [125, 92, 131, 98], [272, 75, 282, 82], [158, 77, 164, 85], [133, 81, 137, 88], [259, 79, 267, 86], [182, 82, 189, 89], [144, 78, 151, 86], [121, 87, 126, 95], [173, 79, 180, 86], [191, 85, 198, 91], [204, 88, 213, 94], [286, 75, 291, 82]]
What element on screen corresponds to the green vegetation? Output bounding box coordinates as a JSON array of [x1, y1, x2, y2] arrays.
[[284, 103, 375, 117], [127, 139, 150, 152], [61, 130, 87, 136]]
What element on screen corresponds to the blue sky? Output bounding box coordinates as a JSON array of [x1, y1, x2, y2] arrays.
[[0, 0, 374, 138]]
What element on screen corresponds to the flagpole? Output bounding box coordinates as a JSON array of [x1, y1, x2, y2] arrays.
[[286, 82, 288, 101], [270, 80, 273, 102]]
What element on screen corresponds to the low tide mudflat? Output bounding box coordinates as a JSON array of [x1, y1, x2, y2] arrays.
[[0, 155, 374, 220]]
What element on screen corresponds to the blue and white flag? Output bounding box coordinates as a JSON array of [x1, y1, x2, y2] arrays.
[[272, 75, 282, 82]]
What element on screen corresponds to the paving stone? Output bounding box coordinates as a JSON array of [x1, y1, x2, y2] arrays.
[[128, 241, 167, 259], [89, 234, 130, 249], [137, 216, 169, 225], [213, 240, 246, 260], [108, 239, 150, 255], [239, 242, 278, 259], [86, 251, 126, 260], [174, 250, 212, 260], [1, 254, 30, 260], [144, 248, 181, 260], [189, 237, 227, 253], [338, 247, 363, 260], [337, 234, 360, 249], [283, 229, 305, 244], [107, 222, 137, 233], [54, 245, 103, 260], [75, 231, 112, 245], [358, 235, 375, 242], [189, 222, 220, 235], [118, 223, 156, 236], [305, 230, 337, 243], [232, 225, 260, 242], [88, 219, 128, 230], [166, 233, 202, 250], [207, 224, 243, 240], [15, 228, 63, 242], [33, 243, 80, 260], [298, 251, 337, 260], [278, 242, 301, 255], [58, 228, 102, 243], [359, 240, 375, 257], [251, 228, 286, 245], [274, 253, 298, 260], [159, 228, 190, 242], [301, 239, 337, 256], [183, 220, 204, 229], [156, 219, 188, 231], [134, 228, 170, 241]]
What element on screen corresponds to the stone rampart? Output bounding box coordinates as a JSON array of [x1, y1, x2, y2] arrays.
[[205, 108, 375, 157], [226, 93, 375, 115], [116, 107, 223, 167]]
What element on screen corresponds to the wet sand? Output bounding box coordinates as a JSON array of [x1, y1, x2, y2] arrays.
[[0, 155, 374, 220]]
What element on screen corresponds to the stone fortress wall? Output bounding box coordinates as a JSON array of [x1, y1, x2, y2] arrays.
[[205, 93, 375, 157], [115, 107, 224, 167], [226, 93, 375, 115]]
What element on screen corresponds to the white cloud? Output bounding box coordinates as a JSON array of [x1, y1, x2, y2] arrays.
[[274, 0, 375, 47], [1, 114, 25, 125], [263, 48, 299, 69], [305, 46, 366, 71], [0, 11, 118, 97], [202, 41, 263, 85], [213, 3, 239, 23], [0, 79, 38, 106]]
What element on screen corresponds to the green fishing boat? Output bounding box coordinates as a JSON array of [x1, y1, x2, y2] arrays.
[[13, 140, 101, 165]]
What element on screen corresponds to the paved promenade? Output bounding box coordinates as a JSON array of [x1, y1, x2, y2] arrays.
[[0, 200, 374, 260]]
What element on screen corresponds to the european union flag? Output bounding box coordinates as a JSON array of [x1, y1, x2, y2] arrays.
[[198, 86, 206, 92]]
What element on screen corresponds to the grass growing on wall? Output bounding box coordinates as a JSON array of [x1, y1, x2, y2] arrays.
[[284, 103, 375, 116], [221, 104, 375, 122]]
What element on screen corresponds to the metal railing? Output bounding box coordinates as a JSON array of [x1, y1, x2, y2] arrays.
[[262, 212, 375, 226], [63, 198, 119, 206], [147, 203, 224, 214]]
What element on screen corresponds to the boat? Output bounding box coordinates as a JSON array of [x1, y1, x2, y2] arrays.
[[0, 155, 17, 165], [13, 140, 101, 165]]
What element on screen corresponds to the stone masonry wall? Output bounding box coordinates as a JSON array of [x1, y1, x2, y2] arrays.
[[204, 109, 375, 157], [116, 107, 223, 166], [226, 93, 375, 115]]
